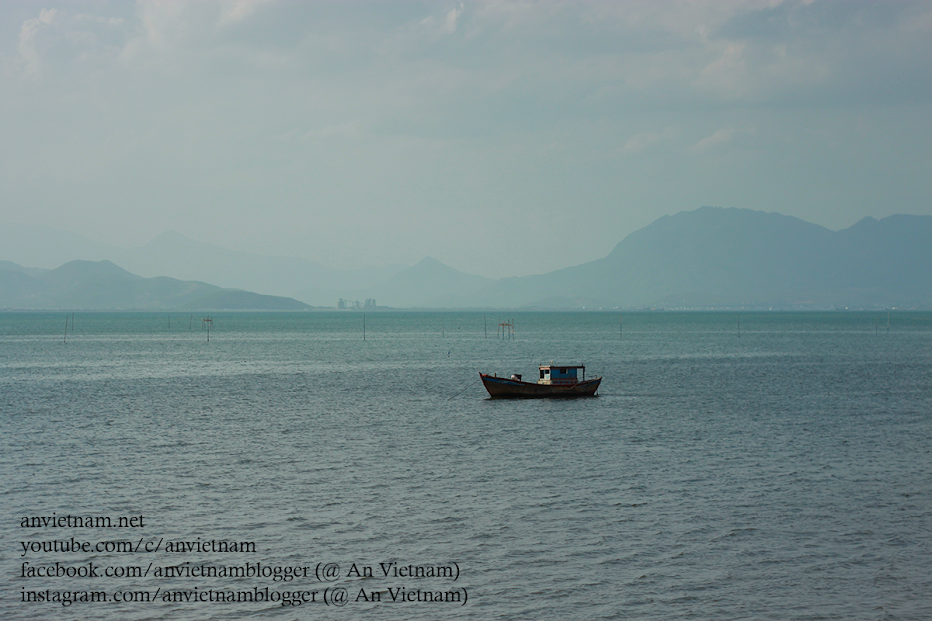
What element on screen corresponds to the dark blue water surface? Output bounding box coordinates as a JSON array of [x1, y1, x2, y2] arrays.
[[1, 311, 930, 620]]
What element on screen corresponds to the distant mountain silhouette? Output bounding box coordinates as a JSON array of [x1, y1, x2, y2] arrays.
[[0, 225, 405, 303], [340, 257, 494, 308], [471, 207, 932, 308], [124, 231, 405, 302], [0, 260, 312, 310], [0, 224, 120, 268], [3, 207, 930, 309]]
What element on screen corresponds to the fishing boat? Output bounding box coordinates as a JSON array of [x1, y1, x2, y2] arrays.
[[480, 364, 601, 399]]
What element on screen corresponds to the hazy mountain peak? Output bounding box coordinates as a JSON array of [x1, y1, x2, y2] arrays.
[[409, 256, 464, 273], [0, 258, 312, 310], [147, 230, 191, 244], [844, 213, 932, 235], [0, 222, 122, 268], [471, 206, 930, 309], [141, 229, 223, 252], [609, 206, 827, 257], [0, 260, 26, 271], [4, 207, 929, 310], [354, 256, 493, 307], [391, 257, 485, 282], [51, 259, 135, 278]]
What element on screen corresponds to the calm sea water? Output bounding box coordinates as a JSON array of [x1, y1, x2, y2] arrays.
[[1, 311, 930, 620]]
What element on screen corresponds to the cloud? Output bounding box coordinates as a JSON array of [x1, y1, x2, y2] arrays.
[[442, 4, 463, 35], [14, 7, 132, 78], [621, 127, 679, 154], [689, 127, 737, 152], [11, 1, 931, 109], [138, 2, 190, 50], [18, 8, 61, 77], [693, 42, 749, 99], [217, 0, 270, 29], [1, 0, 929, 276], [700, 0, 932, 105]]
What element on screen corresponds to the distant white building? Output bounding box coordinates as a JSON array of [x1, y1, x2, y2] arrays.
[[337, 298, 376, 310]]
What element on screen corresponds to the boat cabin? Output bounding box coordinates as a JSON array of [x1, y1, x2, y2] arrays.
[[538, 364, 585, 386]]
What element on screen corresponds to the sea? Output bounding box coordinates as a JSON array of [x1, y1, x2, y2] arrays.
[[1, 310, 929, 620]]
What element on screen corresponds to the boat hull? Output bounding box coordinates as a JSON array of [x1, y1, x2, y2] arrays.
[[480, 373, 601, 399]]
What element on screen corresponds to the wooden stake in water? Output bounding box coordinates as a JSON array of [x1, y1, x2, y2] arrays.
[[363, 313, 366, 341], [64, 316, 68, 342]]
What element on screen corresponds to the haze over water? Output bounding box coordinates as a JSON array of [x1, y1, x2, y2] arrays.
[[2, 311, 930, 620]]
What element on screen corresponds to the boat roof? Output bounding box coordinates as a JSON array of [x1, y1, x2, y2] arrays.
[[539, 364, 585, 370]]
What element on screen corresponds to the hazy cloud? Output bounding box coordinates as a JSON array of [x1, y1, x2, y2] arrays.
[[622, 127, 679, 155], [1, 0, 930, 276], [689, 127, 739, 153]]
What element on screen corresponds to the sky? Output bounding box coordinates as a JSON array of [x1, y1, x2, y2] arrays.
[[1, 1, 930, 278]]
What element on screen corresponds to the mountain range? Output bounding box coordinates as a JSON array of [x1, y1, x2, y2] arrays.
[[2, 207, 930, 310], [471, 207, 932, 309], [0, 260, 311, 311]]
